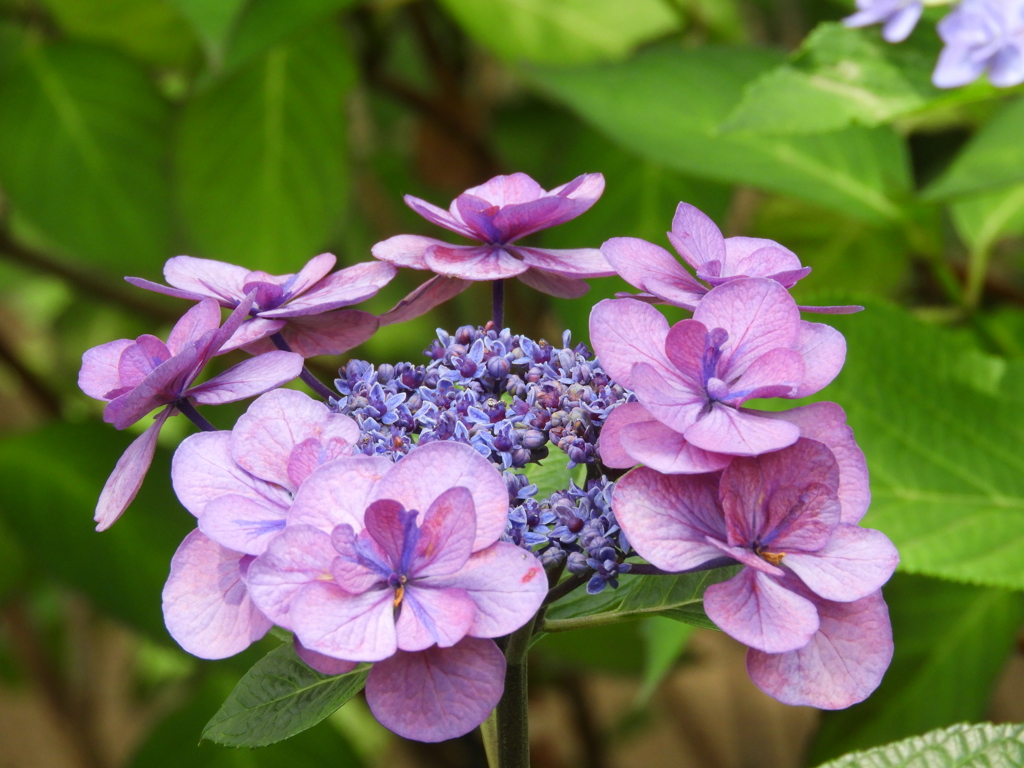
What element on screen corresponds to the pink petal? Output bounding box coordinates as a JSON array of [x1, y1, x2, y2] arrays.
[[629, 362, 706, 434], [664, 319, 710, 388], [196, 292, 258, 371], [611, 468, 727, 572], [396, 586, 476, 651], [620, 418, 732, 474], [125, 276, 213, 303], [411, 487, 476, 578], [171, 431, 291, 518], [288, 437, 354, 489], [597, 401, 649, 469], [668, 202, 727, 271], [95, 407, 171, 531], [79, 339, 133, 400], [288, 455, 394, 533], [166, 298, 225, 355], [187, 352, 303, 405], [516, 268, 590, 299], [372, 234, 456, 269], [162, 529, 271, 659], [164, 255, 251, 303], [284, 253, 337, 299], [746, 590, 892, 709], [246, 524, 337, 628], [601, 237, 705, 300], [784, 525, 899, 602], [424, 244, 529, 280], [489, 196, 594, 241], [761, 403, 870, 524], [463, 172, 545, 206], [263, 261, 397, 317], [267, 310, 378, 358], [704, 568, 819, 654], [548, 172, 605, 204], [513, 246, 615, 278], [421, 542, 547, 639], [643, 276, 706, 310], [379, 275, 472, 326], [684, 403, 800, 456], [588, 298, 673, 389], [198, 494, 287, 556], [370, 442, 508, 552], [104, 345, 201, 429], [693, 278, 800, 379], [403, 196, 479, 240], [723, 348, 805, 404], [732, 246, 804, 282], [723, 237, 792, 272], [117, 335, 171, 387], [231, 389, 358, 492], [294, 636, 358, 676], [217, 317, 287, 355], [366, 638, 505, 743], [292, 581, 397, 662], [793, 321, 846, 398], [363, 498, 414, 567]]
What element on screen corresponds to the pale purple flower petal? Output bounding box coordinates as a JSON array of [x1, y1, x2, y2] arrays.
[[463, 172, 547, 206], [94, 407, 172, 531], [162, 529, 271, 659], [703, 568, 820, 654], [198, 494, 288, 556], [424, 245, 529, 280], [245, 310, 378, 358], [601, 237, 706, 308], [116, 335, 170, 389], [379, 275, 473, 326], [883, 2, 924, 42], [512, 246, 615, 278], [288, 456, 394, 533], [104, 345, 201, 429], [783, 525, 899, 602], [260, 261, 398, 318], [79, 339, 133, 399], [793, 321, 846, 398], [285, 253, 337, 298], [395, 586, 476, 652], [163, 255, 251, 304], [620, 417, 732, 474], [684, 402, 801, 456], [294, 636, 358, 676], [187, 351, 303, 405], [292, 581, 397, 661], [933, 0, 1024, 88], [371, 234, 452, 270], [217, 317, 287, 354], [721, 347, 804, 404], [597, 401, 649, 469], [516, 268, 591, 298], [410, 487, 476, 579], [746, 590, 892, 709], [668, 202, 727, 273], [124, 276, 211, 302], [246, 524, 337, 628], [365, 638, 505, 743], [629, 361, 707, 434], [588, 298, 673, 389], [403, 196, 478, 239]]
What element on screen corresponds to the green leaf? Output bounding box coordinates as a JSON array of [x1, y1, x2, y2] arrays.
[[202, 642, 370, 748], [523, 452, 586, 499], [814, 722, 1024, 768], [811, 574, 1024, 763], [528, 46, 911, 223], [171, 0, 248, 62], [542, 567, 738, 632], [950, 182, 1024, 252], [636, 616, 694, 705], [131, 669, 365, 767], [925, 97, 1024, 199], [806, 303, 1024, 590], [0, 422, 192, 638], [41, 0, 199, 67], [0, 42, 174, 270], [175, 25, 355, 273], [224, 0, 359, 71], [437, 0, 679, 65]]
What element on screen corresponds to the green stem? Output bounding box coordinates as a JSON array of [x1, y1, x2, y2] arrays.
[[494, 617, 535, 768]]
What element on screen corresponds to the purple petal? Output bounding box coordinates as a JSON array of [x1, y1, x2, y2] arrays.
[[455, 193, 504, 242], [797, 304, 864, 314], [196, 292, 258, 372], [793, 321, 846, 398], [664, 319, 712, 388], [198, 494, 287, 556], [724, 348, 805, 404], [370, 441, 508, 552], [601, 237, 706, 302], [693, 278, 800, 379], [231, 388, 358, 491], [396, 586, 476, 651], [187, 352, 303, 405], [611, 468, 728, 571], [331, 526, 388, 593], [597, 402, 649, 469], [95, 407, 171, 530], [104, 345, 200, 429], [217, 317, 287, 355], [165, 298, 225, 356], [629, 362, 706, 434], [117, 335, 171, 387], [288, 455, 394, 533], [620, 418, 732, 474], [489, 196, 593, 242], [372, 234, 455, 269], [746, 590, 892, 709], [162, 529, 271, 659], [588, 298, 673, 389], [516, 268, 591, 299], [171, 431, 291, 518], [283, 253, 337, 299], [288, 437, 356, 488], [668, 202, 727, 272], [732, 246, 804, 284], [379, 275, 472, 326], [548, 172, 605, 204], [363, 498, 415, 569], [79, 339, 133, 400], [262, 261, 397, 317], [989, 42, 1024, 87], [463, 172, 546, 206], [882, 2, 923, 42], [722, 237, 796, 274], [704, 568, 819, 654], [513, 246, 615, 278], [410, 487, 476, 579], [365, 638, 505, 743], [246, 524, 337, 628], [424, 245, 529, 281], [291, 581, 397, 661], [685, 403, 801, 456], [163, 255, 251, 303], [254, 310, 378, 358], [784, 525, 899, 602], [404, 195, 480, 239], [294, 636, 358, 676], [933, 45, 987, 88], [125, 276, 213, 303], [761, 403, 870, 524], [421, 542, 547, 638]]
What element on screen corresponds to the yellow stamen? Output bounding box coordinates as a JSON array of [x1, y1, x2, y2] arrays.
[[393, 584, 405, 608], [761, 551, 785, 566]]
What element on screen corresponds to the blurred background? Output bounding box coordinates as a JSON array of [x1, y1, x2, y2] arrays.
[[1, 0, 1023, 766]]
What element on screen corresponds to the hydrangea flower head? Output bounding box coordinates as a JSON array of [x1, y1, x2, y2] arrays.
[[933, 0, 1024, 88], [612, 438, 898, 708], [128, 253, 397, 357], [77, 297, 304, 529], [372, 172, 616, 300], [843, 0, 924, 43]]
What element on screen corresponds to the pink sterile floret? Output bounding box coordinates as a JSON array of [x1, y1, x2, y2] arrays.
[[162, 389, 361, 660], [372, 172, 616, 306], [77, 297, 303, 530], [127, 253, 397, 357], [602, 201, 860, 314], [590, 279, 846, 470], [245, 440, 548, 742], [612, 438, 898, 708]]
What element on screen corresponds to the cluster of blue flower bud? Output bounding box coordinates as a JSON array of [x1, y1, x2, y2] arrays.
[[332, 325, 631, 471]]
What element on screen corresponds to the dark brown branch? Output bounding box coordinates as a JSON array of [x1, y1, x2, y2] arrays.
[[0, 329, 62, 416]]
